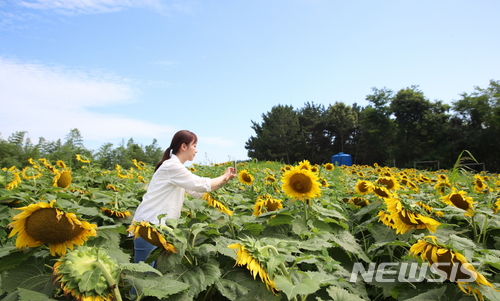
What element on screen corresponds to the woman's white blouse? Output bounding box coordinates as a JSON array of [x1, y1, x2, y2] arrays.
[[133, 154, 211, 224]]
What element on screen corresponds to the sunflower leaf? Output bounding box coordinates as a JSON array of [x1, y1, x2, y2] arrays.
[[329, 230, 371, 262], [325, 285, 367, 301], [274, 271, 320, 300], [127, 273, 190, 299], [17, 287, 56, 301], [78, 267, 103, 293], [213, 278, 250, 300]]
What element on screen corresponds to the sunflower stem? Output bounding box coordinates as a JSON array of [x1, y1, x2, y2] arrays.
[[259, 245, 290, 279], [92, 260, 122, 301], [303, 200, 309, 222]]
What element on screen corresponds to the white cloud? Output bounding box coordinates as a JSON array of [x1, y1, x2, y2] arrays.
[[0, 56, 175, 145]]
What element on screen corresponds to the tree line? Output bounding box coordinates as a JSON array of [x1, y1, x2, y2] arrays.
[[0, 128, 164, 170], [245, 80, 500, 172], [2, 80, 499, 172]]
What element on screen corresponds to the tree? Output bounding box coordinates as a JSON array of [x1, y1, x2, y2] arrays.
[[297, 102, 333, 163], [327, 102, 358, 154], [246, 105, 303, 164], [356, 87, 395, 166], [390, 86, 432, 167]]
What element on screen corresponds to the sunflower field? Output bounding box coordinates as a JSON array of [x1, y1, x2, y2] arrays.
[[1, 155, 500, 301]]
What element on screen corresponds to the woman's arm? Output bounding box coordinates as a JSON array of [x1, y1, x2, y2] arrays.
[[210, 167, 237, 191]]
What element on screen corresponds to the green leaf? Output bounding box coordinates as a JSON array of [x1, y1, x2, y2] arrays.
[[127, 273, 190, 299], [267, 213, 294, 226], [120, 262, 162, 276], [213, 278, 250, 300], [273, 271, 320, 300], [17, 287, 56, 301], [326, 286, 367, 301], [79, 267, 102, 293], [404, 286, 447, 301], [329, 230, 371, 262], [0, 244, 16, 259]]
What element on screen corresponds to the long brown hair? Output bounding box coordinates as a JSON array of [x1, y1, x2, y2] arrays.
[[155, 130, 198, 171]]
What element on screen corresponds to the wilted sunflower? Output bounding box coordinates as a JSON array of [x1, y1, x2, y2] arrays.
[[354, 180, 374, 195], [253, 195, 284, 216], [53, 170, 72, 188], [281, 165, 321, 201], [238, 169, 254, 185], [441, 187, 476, 216], [409, 236, 494, 298], [228, 242, 278, 294], [8, 200, 97, 256], [202, 192, 234, 216], [382, 197, 441, 234], [127, 221, 177, 253], [53, 246, 120, 301]]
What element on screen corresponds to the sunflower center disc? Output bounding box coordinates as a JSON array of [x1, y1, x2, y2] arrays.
[[24, 208, 84, 243], [449, 195, 470, 210]]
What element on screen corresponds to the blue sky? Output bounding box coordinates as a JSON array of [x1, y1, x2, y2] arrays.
[[1, 0, 499, 165]]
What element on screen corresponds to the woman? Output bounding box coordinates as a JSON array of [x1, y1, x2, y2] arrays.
[[132, 130, 236, 264]]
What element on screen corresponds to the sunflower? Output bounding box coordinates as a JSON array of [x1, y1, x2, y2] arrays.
[[56, 160, 67, 169], [376, 176, 400, 190], [21, 166, 42, 180], [75, 154, 91, 164], [323, 163, 335, 171], [409, 236, 494, 298], [8, 200, 97, 256], [441, 187, 476, 216], [348, 197, 370, 207], [53, 246, 120, 301], [6, 172, 21, 190], [381, 197, 440, 234], [473, 174, 492, 193], [253, 195, 284, 216], [372, 185, 393, 199], [106, 184, 119, 192], [297, 160, 313, 171], [264, 175, 277, 185], [53, 170, 72, 188], [434, 181, 452, 195], [228, 242, 278, 293], [354, 180, 374, 195], [318, 177, 329, 187], [101, 207, 131, 218], [127, 221, 177, 253], [401, 178, 419, 192], [132, 158, 147, 170], [202, 192, 234, 216], [494, 198, 500, 214], [238, 169, 254, 185], [280, 165, 321, 201]]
